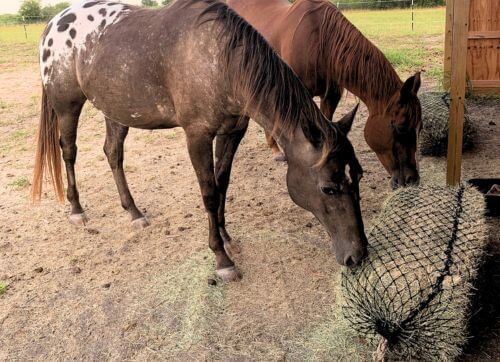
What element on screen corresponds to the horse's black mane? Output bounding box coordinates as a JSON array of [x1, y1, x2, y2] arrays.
[[191, 0, 340, 156]]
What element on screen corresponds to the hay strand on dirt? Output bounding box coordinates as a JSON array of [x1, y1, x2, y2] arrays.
[[419, 92, 475, 156], [341, 185, 486, 360]]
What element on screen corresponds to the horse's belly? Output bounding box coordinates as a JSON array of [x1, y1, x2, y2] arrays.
[[83, 85, 178, 129]]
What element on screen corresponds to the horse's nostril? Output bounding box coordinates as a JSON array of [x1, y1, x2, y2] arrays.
[[344, 255, 355, 267], [406, 175, 420, 186], [390, 177, 399, 190]]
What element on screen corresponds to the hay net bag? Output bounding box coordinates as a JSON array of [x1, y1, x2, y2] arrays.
[[341, 185, 486, 360], [419, 92, 474, 156]]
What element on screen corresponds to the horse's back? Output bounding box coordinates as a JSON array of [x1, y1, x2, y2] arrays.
[[228, 0, 327, 92], [39, 1, 224, 129], [227, 0, 291, 48]]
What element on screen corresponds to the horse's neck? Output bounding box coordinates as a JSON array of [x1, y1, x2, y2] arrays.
[[317, 10, 403, 116], [338, 74, 401, 117]]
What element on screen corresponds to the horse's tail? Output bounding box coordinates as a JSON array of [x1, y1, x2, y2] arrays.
[[31, 87, 64, 203]]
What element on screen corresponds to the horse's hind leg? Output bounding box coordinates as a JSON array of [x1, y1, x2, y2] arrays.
[[56, 99, 87, 226], [215, 118, 248, 258], [104, 118, 148, 229]]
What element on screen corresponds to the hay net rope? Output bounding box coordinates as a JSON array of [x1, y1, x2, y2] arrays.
[[341, 185, 486, 360]]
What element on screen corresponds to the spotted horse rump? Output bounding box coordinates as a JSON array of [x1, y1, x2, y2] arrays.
[[40, 0, 134, 84]]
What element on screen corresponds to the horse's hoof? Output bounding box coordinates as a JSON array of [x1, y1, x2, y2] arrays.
[[132, 217, 150, 229], [274, 152, 287, 162], [69, 213, 88, 227], [215, 266, 241, 282], [224, 240, 242, 259]]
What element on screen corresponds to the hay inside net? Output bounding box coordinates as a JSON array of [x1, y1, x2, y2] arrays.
[[419, 92, 475, 156], [341, 185, 486, 360]]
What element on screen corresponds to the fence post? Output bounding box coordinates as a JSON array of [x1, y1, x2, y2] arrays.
[[411, 0, 414, 31], [446, 0, 471, 186]]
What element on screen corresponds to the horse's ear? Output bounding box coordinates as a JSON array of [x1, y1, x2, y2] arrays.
[[335, 103, 359, 135], [400, 72, 421, 101]]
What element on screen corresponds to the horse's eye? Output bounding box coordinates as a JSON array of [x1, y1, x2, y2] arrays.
[[321, 185, 341, 196]]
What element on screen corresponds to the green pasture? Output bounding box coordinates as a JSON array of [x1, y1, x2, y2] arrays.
[[0, 7, 446, 80]]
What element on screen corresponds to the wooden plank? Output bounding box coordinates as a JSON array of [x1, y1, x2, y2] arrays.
[[470, 80, 500, 87], [468, 30, 500, 39], [443, 0, 454, 90], [447, 0, 471, 186]]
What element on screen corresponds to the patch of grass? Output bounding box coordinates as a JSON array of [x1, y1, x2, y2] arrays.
[[0, 100, 10, 109], [9, 129, 31, 140], [0, 281, 8, 295], [344, 7, 446, 38], [0, 23, 45, 44], [382, 47, 425, 71], [9, 176, 30, 189]]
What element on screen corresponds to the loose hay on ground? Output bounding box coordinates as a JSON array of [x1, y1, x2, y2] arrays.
[[419, 92, 475, 156], [340, 185, 487, 360]]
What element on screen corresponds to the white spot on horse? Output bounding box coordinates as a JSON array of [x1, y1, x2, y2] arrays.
[[131, 112, 141, 119], [156, 104, 168, 116], [40, 0, 132, 84]]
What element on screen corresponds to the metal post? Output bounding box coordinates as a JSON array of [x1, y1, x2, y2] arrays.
[[411, 0, 414, 31], [22, 16, 27, 40]]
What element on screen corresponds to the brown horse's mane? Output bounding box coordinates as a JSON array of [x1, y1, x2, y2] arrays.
[[292, 0, 402, 101], [195, 0, 340, 156]]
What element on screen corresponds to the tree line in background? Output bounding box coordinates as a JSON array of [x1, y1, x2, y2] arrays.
[[18, 0, 70, 21], [1, 0, 445, 24]]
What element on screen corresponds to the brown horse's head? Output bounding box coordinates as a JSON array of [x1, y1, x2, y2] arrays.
[[365, 72, 422, 189], [286, 105, 367, 267]]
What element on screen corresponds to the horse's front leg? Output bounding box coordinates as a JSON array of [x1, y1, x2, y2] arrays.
[[215, 118, 249, 258], [104, 118, 149, 229], [185, 128, 241, 282]]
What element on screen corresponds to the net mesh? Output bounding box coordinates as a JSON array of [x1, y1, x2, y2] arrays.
[[419, 92, 475, 156], [341, 185, 486, 360]]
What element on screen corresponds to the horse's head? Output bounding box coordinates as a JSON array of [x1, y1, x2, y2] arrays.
[[285, 105, 367, 267], [365, 72, 422, 189]]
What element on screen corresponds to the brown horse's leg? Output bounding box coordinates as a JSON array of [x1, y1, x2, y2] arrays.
[[215, 119, 249, 258], [57, 105, 86, 226], [320, 84, 342, 120], [103, 118, 148, 229], [265, 130, 286, 162], [186, 129, 240, 282]]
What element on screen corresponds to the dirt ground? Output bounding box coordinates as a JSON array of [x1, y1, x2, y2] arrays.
[[0, 64, 498, 360]]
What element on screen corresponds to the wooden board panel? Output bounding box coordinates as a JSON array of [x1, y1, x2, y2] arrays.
[[467, 0, 499, 93], [467, 39, 500, 80], [469, 0, 491, 31]]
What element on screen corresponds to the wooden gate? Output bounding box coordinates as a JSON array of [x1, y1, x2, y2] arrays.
[[444, 0, 499, 94]]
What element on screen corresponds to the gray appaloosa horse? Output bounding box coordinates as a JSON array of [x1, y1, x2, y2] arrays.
[[32, 0, 367, 281]]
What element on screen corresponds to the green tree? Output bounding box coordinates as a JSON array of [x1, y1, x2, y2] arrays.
[[162, 0, 173, 6], [141, 0, 159, 7], [41, 2, 71, 21], [19, 0, 42, 22]]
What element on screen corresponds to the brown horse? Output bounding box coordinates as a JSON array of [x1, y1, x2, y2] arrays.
[[228, 0, 422, 188], [32, 0, 367, 280]]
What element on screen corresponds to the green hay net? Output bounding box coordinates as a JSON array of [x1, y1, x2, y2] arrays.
[[341, 185, 486, 360], [419, 92, 475, 156]]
